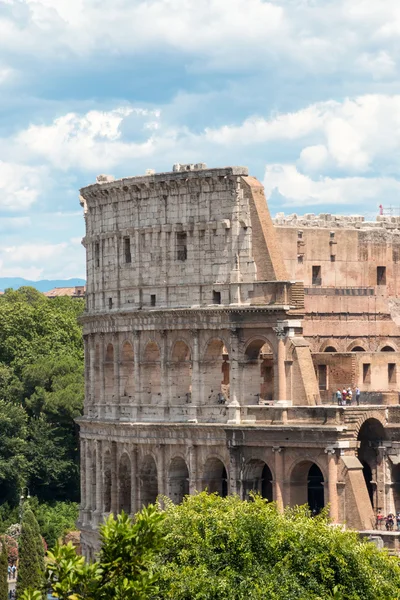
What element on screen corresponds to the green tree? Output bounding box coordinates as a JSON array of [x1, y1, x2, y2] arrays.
[[16, 507, 44, 599], [0, 401, 28, 505], [0, 539, 8, 600], [155, 494, 400, 600]]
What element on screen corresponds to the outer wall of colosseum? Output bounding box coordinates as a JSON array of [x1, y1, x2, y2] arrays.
[[77, 165, 400, 558]]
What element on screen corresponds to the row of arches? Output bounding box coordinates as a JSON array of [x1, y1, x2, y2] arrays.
[[90, 336, 277, 405], [84, 452, 326, 518], [322, 343, 396, 353]]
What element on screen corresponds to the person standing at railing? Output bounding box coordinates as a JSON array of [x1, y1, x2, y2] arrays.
[[355, 386, 361, 406]]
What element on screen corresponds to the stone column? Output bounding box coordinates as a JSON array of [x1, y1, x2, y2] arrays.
[[111, 441, 118, 514], [274, 326, 287, 402], [89, 334, 96, 409], [95, 440, 103, 515], [99, 334, 105, 412], [160, 331, 169, 406], [113, 333, 120, 419], [85, 440, 92, 513], [133, 331, 140, 421], [80, 437, 86, 511], [229, 328, 240, 405], [158, 444, 166, 497], [191, 330, 200, 406], [228, 445, 241, 496], [272, 446, 284, 513], [189, 445, 198, 494], [326, 448, 339, 523], [131, 447, 138, 515]]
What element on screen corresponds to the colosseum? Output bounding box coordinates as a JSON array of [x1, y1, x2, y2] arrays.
[[77, 163, 400, 557]]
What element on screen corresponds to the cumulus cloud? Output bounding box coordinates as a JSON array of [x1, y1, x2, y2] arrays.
[[0, 238, 85, 279], [0, 161, 46, 210]]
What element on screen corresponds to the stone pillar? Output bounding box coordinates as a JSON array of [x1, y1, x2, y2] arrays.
[[160, 331, 169, 406], [85, 440, 92, 513], [158, 444, 166, 497], [229, 328, 240, 405], [275, 326, 287, 402], [131, 447, 138, 515], [111, 441, 118, 514], [228, 445, 241, 496], [99, 334, 105, 410], [191, 330, 200, 406], [89, 334, 96, 408], [326, 448, 339, 523], [113, 333, 120, 419], [272, 446, 284, 513], [95, 440, 103, 515], [133, 331, 140, 418], [189, 445, 198, 494], [80, 437, 86, 511]]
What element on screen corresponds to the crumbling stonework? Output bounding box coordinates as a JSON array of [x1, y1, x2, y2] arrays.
[[77, 170, 400, 558]]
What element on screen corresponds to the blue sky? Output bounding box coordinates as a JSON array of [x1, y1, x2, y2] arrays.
[[2, 0, 400, 279]]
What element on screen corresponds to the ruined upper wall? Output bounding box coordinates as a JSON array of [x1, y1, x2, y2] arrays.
[[80, 166, 294, 312], [274, 212, 400, 234]]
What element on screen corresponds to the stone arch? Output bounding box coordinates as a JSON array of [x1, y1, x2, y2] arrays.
[[168, 456, 189, 504], [348, 341, 366, 352], [103, 451, 112, 513], [120, 341, 134, 398], [202, 456, 228, 497], [243, 338, 274, 404], [354, 412, 387, 439], [140, 455, 158, 506], [142, 341, 161, 404], [118, 453, 132, 514], [290, 460, 325, 513], [170, 341, 192, 404], [203, 338, 230, 404], [380, 345, 396, 352], [104, 343, 115, 401], [357, 417, 387, 510], [322, 345, 337, 353], [242, 459, 273, 501]]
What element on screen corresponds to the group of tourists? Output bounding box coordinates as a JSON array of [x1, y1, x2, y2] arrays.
[[7, 565, 16, 580], [336, 386, 361, 406], [376, 511, 400, 531]]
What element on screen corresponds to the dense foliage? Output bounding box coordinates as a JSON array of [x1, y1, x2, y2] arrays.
[[22, 495, 400, 600], [16, 507, 45, 599], [0, 287, 84, 505]]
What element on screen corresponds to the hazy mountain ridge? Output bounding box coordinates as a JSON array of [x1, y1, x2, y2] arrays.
[[0, 278, 86, 293]]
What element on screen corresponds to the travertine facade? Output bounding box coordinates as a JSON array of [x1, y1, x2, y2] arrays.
[[78, 166, 400, 558]]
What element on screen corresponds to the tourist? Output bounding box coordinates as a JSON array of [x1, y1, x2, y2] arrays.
[[11, 564, 16, 578], [342, 388, 347, 405], [355, 386, 361, 406], [376, 510, 384, 529], [386, 513, 394, 531], [7, 565, 11, 580], [347, 388, 353, 406], [336, 389, 342, 406]]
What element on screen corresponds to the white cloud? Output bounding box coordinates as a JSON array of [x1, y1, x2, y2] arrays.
[[0, 161, 45, 210], [0, 237, 85, 279], [263, 164, 400, 207]]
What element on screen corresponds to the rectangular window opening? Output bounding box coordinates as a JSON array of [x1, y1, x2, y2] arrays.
[[312, 265, 322, 285], [330, 255, 336, 262], [213, 290, 221, 305], [150, 294, 156, 307], [124, 237, 132, 264], [95, 242, 100, 268], [363, 363, 371, 384], [318, 364, 327, 391], [377, 266, 386, 285], [297, 255, 303, 264], [108, 298, 113, 310], [176, 232, 187, 261], [388, 363, 396, 384]]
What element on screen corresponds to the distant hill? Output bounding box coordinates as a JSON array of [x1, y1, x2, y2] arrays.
[[0, 278, 86, 293]]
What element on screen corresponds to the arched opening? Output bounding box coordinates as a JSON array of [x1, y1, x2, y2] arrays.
[[290, 461, 325, 513], [307, 464, 324, 514], [357, 418, 386, 510], [120, 341, 134, 398], [168, 457, 189, 504], [242, 459, 273, 501], [244, 339, 274, 404], [140, 456, 158, 506], [142, 342, 161, 404], [324, 346, 337, 353], [203, 339, 230, 404], [104, 344, 115, 402], [381, 345, 395, 352], [170, 341, 192, 404], [103, 451, 112, 513], [202, 457, 228, 497], [351, 346, 365, 352], [118, 454, 131, 514]]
